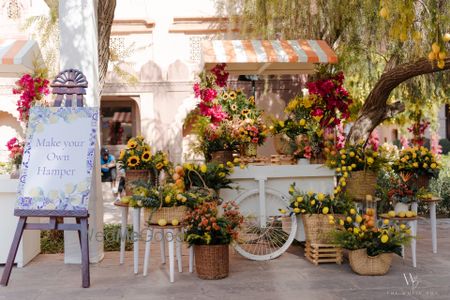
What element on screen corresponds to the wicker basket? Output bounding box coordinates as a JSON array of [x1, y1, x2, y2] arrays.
[[125, 169, 151, 196], [410, 174, 430, 189], [210, 150, 234, 165], [345, 170, 378, 200], [348, 248, 393, 276], [145, 206, 188, 225], [194, 244, 229, 279], [273, 134, 296, 155], [302, 214, 342, 244], [241, 143, 257, 158]]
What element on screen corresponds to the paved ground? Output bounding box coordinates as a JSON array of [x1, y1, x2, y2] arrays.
[[1, 219, 450, 300]]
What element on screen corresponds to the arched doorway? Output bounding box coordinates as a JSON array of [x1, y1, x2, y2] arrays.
[[0, 111, 23, 162]]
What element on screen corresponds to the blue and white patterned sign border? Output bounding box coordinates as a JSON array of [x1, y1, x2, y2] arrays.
[[16, 106, 98, 211]]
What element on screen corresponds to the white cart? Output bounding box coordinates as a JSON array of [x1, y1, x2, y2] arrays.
[[220, 164, 335, 260]]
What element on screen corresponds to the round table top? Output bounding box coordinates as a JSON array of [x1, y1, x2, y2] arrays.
[[114, 200, 129, 207], [379, 213, 418, 221], [418, 196, 442, 203]]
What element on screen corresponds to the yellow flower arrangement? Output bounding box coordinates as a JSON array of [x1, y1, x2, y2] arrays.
[[141, 151, 151, 162], [127, 139, 137, 149], [395, 146, 440, 177]]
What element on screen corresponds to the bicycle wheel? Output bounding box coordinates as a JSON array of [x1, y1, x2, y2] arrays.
[[233, 187, 297, 261]]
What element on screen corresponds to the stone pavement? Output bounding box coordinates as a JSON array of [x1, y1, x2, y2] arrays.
[[1, 219, 450, 300]]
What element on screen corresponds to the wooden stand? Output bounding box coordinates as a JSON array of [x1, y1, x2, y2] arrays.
[[1, 210, 90, 288], [304, 241, 343, 265], [1, 69, 92, 288]]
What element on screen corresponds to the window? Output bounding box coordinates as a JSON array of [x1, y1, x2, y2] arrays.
[[100, 99, 138, 146], [6, 0, 21, 19]]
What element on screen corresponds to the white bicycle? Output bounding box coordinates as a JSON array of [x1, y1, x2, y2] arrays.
[[233, 187, 297, 261]]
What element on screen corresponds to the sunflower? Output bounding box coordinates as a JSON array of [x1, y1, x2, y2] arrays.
[[119, 150, 125, 160], [241, 109, 250, 116], [229, 91, 237, 100], [141, 151, 152, 162], [222, 92, 229, 100], [127, 139, 137, 149], [155, 162, 164, 170], [248, 96, 255, 105], [127, 155, 140, 167], [230, 104, 237, 111], [143, 145, 151, 152]]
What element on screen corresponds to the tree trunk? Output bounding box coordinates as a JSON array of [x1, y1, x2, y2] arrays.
[[97, 0, 116, 93], [347, 57, 450, 144]]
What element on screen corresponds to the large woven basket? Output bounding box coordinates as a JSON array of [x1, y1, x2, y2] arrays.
[[348, 248, 393, 276], [194, 244, 229, 280], [302, 214, 342, 244], [125, 169, 150, 196], [144, 206, 188, 225], [345, 170, 378, 200]]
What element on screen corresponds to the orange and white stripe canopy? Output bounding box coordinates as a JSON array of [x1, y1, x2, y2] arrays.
[[201, 39, 337, 75], [0, 39, 44, 77]]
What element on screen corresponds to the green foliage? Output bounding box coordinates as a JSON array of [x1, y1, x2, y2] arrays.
[[40, 230, 64, 254], [183, 162, 233, 191]]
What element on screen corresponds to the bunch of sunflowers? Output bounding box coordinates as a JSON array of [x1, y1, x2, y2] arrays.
[[118, 136, 171, 173]]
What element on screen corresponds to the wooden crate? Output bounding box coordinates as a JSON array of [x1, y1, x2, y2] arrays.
[[304, 241, 343, 265]]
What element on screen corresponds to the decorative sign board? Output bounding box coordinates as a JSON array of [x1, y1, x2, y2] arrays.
[[16, 106, 98, 211]]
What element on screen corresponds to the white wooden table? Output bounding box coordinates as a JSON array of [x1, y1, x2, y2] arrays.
[[220, 164, 335, 242], [419, 197, 441, 254]]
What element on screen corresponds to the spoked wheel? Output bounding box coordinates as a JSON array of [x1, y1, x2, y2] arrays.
[[233, 188, 297, 261]]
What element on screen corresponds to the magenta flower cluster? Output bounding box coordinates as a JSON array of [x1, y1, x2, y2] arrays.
[[12, 74, 49, 122]]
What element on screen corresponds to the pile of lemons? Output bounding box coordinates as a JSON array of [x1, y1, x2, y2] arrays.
[[387, 210, 417, 218]]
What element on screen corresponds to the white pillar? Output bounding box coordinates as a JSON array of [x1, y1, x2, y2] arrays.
[[59, 0, 104, 264]]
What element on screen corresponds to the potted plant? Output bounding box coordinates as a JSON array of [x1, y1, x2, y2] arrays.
[[394, 146, 440, 189], [332, 211, 412, 275], [284, 183, 355, 244], [118, 137, 171, 195], [387, 172, 415, 214], [184, 200, 243, 279], [325, 142, 386, 199]]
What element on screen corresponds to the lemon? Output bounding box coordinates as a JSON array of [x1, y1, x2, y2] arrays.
[[165, 195, 172, 203], [339, 219, 345, 226], [388, 211, 396, 218], [380, 234, 389, 243], [158, 219, 167, 226], [350, 208, 356, 215], [279, 208, 287, 214], [172, 219, 179, 226], [297, 196, 303, 202], [346, 216, 353, 223], [360, 225, 367, 231], [293, 208, 301, 214], [400, 224, 406, 229], [398, 211, 406, 218], [383, 219, 390, 225], [432, 43, 440, 54], [444, 33, 450, 42], [405, 211, 413, 218], [355, 215, 362, 223], [438, 52, 447, 60], [121, 196, 131, 204], [322, 207, 329, 214]]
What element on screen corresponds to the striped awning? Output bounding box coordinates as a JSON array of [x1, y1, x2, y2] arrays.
[[112, 112, 132, 123], [0, 39, 44, 77], [201, 40, 337, 75]]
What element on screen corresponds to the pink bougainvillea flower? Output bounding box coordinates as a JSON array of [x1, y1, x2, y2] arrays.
[[193, 83, 201, 97], [200, 88, 217, 102]]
